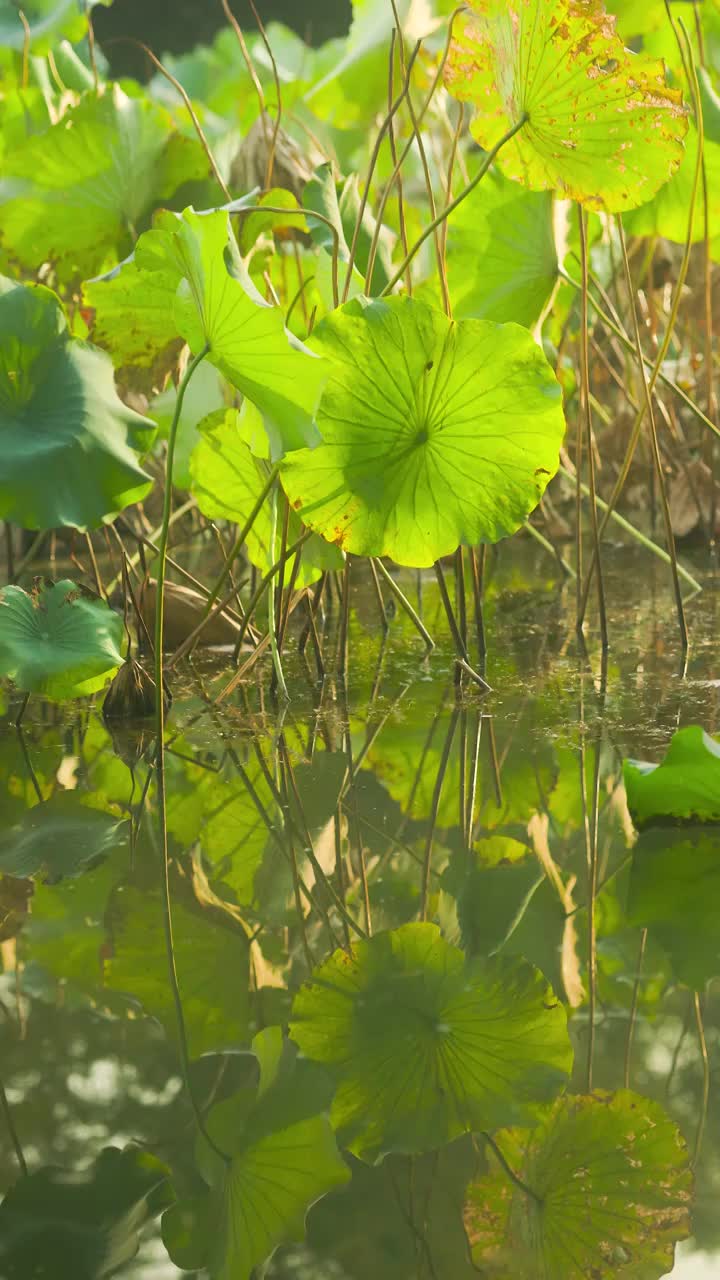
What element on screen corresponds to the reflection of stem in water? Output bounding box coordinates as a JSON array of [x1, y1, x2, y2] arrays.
[[624, 928, 647, 1089], [0, 1072, 27, 1176], [388, 1159, 440, 1280], [692, 991, 710, 1167], [458, 710, 468, 840], [665, 995, 693, 1100], [465, 709, 483, 848], [15, 726, 42, 804], [334, 812, 351, 949], [420, 707, 459, 921], [338, 684, 372, 935], [486, 718, 503, 810]]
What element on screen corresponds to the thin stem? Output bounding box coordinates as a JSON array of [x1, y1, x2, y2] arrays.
[[0, 1073, 27, 1176], [267, 487, 289, 700], [617, 219, 688, 650], [381, 112, 529, 296], [482, 1132, 541, 1204], [372, 558, 434, 649], [434, 560, 467, 659], [342, 40, 423, 301], [420, 708, 459, 919], [692, 991, 710, 1167], [624, 928, 647, 1089], [577, 205, 608, 646]]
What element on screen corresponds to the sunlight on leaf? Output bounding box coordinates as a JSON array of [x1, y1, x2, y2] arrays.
[[280, 296, 565, 567], [290, 922, 572, 1161], [464, 1091, 692, 1278], [0, 793, 128, 881], [444, 0, 688, 212], [0, 86, 205, 283]]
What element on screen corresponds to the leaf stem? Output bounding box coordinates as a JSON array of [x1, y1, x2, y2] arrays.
[[481, 1132, 541, 1204], [380, 112, 529, 296]]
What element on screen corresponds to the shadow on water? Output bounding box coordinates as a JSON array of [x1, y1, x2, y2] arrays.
[[1, 544, 719, 1278]]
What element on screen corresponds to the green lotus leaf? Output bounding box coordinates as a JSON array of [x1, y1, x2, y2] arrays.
[[0, 793, 129, 882], [290, 922, 573, 1161], [624, 126, 720, 254], [627, 828, 720, 987], [623, 725, 720, 826], [0, 0, 113, 52], [280, 296, 564, 567], [105, 884, 250, 1058], [444, 0, 688, 213], [87, 207, 327, 456], [0, 1146, 171, 1279], [0, 580, 124, 700], [83, 255, 184, 395], [162, 1029, 350, 1280], [0, 277, 155, 530], [464, 1091, 692, 1277], [0, 85, 206, 283], [422, 170, 558, 327], [190, 407, 343, 587]]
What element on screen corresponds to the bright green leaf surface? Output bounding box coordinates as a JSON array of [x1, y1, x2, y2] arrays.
[[624, 126, 720, 256], [162, 1032, 349, 1279], [0, 793, 128, 881], [464, 1091, 692, 1278], [149, 207, 326, 456], [190, 407, 343, 587], [280, 296, 565, 567], [424, 170, 558, 327], [445, 0, 688, 212], [290, 923, 572, 1161], [0, 580, 124, 700], [0, 85, 206, 283], [0, 277, 155, 530], [623, 725, 720, 825]]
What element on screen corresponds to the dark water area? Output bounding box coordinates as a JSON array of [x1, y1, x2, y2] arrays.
[[1, 544, 719, 1278]]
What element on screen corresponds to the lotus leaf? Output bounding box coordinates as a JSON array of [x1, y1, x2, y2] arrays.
[[444, 0, 688, 212], [190, 407, 343, 588], [0, 793, 129, 882], [290, 922, 572, 1161], [0, 277, 155, 530], [424, 170, 558, 327], [280, 296, 565, 567], [0, 85, 206, 283], [0, 0, 112, 52], [628, 828, 720, 987], [0, 580, 124, 700], [464, 1091, 692, 1277], [88, 207, 326, 456], [162, 1029, 349, 1279], [623, 724, 720, 825], [0, 1146, 171, 1279]]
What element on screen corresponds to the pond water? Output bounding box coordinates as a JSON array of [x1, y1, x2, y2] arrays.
[[1, 543, 719, 1278]]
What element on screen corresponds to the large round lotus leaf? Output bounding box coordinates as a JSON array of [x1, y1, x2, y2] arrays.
[[290, 922, 572, 1161], [623, 725, 720, 826], [421, 170, 558, 327], [0, 580, 124, 700], [0, 793, 129, 881], [444, 0, 688, 213], [190, 408, 343, 588], [464, 1091, 692, 1278], [280, 297, 564, 567], [0, 85, 205, 284], [0, 277, 155, 530]]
